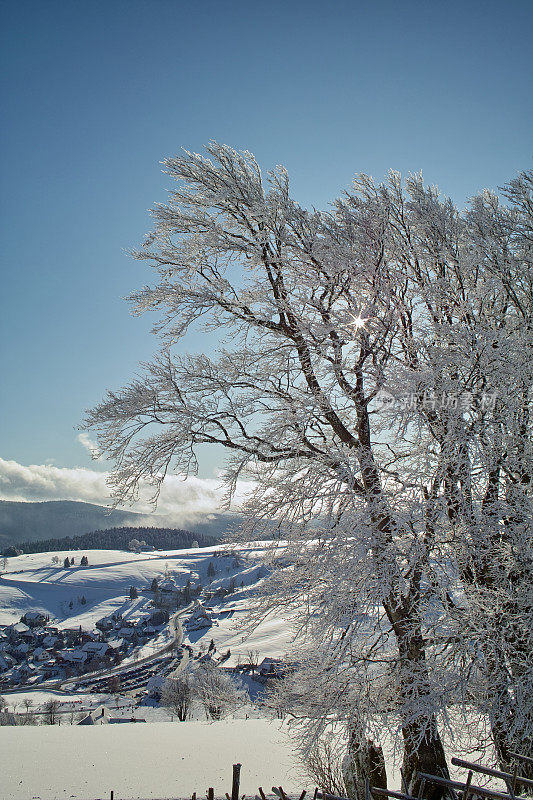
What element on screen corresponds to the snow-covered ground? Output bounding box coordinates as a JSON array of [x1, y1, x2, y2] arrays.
[[0, 543, 273, 629], [183, 596, 299, 668], [0, 719, 306, 799]]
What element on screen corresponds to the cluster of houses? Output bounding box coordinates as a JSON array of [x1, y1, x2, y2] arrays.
[[0, 607, 170, 689]]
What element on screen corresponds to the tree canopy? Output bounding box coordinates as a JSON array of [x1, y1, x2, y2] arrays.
[[85, 145, 532, 793]]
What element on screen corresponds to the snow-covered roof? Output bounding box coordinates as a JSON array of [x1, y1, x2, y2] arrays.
[[11, 622, 30, 634], [0, 653, 15, 670], [81, 641, 109, 656], [59, 649, 88, 663], [159, 578, 178, 591]]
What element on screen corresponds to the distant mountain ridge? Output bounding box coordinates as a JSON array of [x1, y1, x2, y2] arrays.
[[0, 500, 239, 549]]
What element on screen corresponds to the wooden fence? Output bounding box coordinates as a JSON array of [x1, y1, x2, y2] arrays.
[[100, 750, 533, 800]]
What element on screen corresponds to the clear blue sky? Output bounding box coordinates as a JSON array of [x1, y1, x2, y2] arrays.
[[1, 0, 532, 484]]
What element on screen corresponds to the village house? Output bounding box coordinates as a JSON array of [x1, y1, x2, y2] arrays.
[[12, 642, 31, 659], [42, 633, 60, 648], [58, 649, 88, 666], [40, 659, 60, 680], [32, 646, 51, 662], [95, 616, 115, 632], [186, 601, 213, 631], [78, 706, 147, 725], [7, 622, 31, 642], [22, 611, 48, 628], [258, 657, 287, 678], [158, 577, 178, 594], [117, 626, 136, 639], [81, 641, 110, 659], [142, 625, 157, 636], [106, 637, 125, 652], [0, 652, 16, 672], [12, 661, 39, 684]]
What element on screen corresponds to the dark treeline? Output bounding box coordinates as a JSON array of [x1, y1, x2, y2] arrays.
[[8, 526, 214, 555]]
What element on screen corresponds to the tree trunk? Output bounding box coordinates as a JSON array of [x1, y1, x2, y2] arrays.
[[344, 718, 388, 800], [486, 649, 533, 780], [401, 717, 449, 800], [385, 598, 450, 800], [358, 400, 449, 798]]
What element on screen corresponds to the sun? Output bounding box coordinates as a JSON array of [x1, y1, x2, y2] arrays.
[[351, 315, 368, 329]]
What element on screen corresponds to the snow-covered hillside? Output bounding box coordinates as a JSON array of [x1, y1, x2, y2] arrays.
[[0, 543, 296, 668]]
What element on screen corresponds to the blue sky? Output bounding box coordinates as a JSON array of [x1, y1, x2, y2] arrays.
[[1, 0, 531, 506]]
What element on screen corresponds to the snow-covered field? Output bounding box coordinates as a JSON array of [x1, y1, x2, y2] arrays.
[[0, 719, 307, 799], [0, 543, 269, 620]]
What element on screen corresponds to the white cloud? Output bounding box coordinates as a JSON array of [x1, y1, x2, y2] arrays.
[[76, 432, 101, 459], [0, 457, 253, 527]]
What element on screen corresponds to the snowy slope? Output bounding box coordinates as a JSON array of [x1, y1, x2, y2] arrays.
[[0, 719, 307, 799], [0, 544, 296, 666]]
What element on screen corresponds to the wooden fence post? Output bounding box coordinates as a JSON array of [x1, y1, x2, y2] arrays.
[[232, 763, 242, 800]]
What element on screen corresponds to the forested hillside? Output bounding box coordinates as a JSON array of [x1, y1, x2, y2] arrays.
[[8, 526, 214, 555]]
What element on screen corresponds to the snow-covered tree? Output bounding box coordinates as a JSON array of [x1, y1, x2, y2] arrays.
[[85, 144, 531, 791], [161, 672, 194, 721], [382, 170, 533, 771], [194, 662, 246, 720]]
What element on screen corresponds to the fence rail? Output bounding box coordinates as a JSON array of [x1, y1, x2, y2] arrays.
[[58, 749, 533, 800]]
